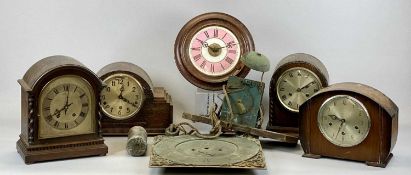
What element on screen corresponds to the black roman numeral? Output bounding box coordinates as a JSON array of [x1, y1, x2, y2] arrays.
[[82, 103, 88, 107], [79, 112, 86, 117], [73, 86, 78, 92], [44, 106, 50, 111], [204, 31, 209, 38], [80, 93, 86, 98], [193, 54, 201, 61], [210, 64, 215, 73], [225, 57, 234, 64], [53, 121, 60, 128], [222, 33, 227, 40], [213, 29, 218, 38], [196, 38, 204, 45], [200, 61, 206, 69], [220, 63, 225, 70], [53, 88, 59, 94], [63, 85, 69, 91]]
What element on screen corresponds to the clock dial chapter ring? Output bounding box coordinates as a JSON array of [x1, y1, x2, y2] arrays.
[[100, 73, 145, 120], [317, 95, 371, 147], [175, 12, 254, 91]]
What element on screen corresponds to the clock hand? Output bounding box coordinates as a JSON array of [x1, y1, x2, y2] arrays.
[[120, 96, 138, 108], [52, 102, 74, 118], [300, 81, 314, 90], [64, 90, 70, 115], [118, 82, 125, 99], [335, 119, 346, 139], [328, 114, 339, 120]]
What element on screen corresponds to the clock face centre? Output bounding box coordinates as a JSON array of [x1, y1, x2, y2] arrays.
[[207, 43, 223, 57]]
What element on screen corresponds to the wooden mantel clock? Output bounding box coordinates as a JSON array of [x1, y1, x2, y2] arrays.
[[268, 53, 329, 142], [174, 12, 255, 90], [299, 82, 398, 167], [97, 62, 172, 136], [17, 55, 108, 164]]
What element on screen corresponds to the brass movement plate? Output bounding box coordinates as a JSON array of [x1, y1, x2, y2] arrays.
[[150, 135, 266, 169]]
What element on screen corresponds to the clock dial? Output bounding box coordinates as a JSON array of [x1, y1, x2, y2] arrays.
[[276, 67, 322, 112], [189, 26, 241, 77], [100, 73, 145, 120], [317, 95, 371, 147], [39, 75, 95, 139]]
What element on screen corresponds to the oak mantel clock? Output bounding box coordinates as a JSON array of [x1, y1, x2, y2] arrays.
[[174, 12, 255, 90], [299, 82, 398, 167], [268, 53, 329, 142], [97, 62, 172, 136], [17, 55, 108, 164]]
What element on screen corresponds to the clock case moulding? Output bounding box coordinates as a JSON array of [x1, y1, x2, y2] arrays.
[[174, 12, 255, 91], [97, 62, 173, 136], [268, 53, 329, 142], [17, 55, 108, 164], [299, 82, 398, 168]]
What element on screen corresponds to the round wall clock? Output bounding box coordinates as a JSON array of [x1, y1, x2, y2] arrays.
[[268, 53, 329, 142], [174, 12, 255, 90], [299, 83, 398, 168], [16, 55, 107, 164], [97, 62, 173, 136]]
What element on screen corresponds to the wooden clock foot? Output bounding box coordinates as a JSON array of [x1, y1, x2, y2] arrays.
[[365, 153, 393, 168], [302, 153, 322, 159]]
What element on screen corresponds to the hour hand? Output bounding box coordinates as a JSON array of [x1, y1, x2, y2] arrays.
[[328, 114, 339, 120]]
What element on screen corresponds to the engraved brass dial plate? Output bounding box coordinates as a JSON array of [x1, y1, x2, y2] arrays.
[[150, 135, 266, 169]]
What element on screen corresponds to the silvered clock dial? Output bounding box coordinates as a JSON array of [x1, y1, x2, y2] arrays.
[[276, 67, 322, 112], [317, 95, 371, 147], [100, 73, 145, 120], [39, 75, 95, 139]]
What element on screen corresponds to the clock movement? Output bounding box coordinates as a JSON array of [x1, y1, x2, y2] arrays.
[[268, 53, 329, 142], [174, 12, 255, 90], [17, 55, 108, 164], [299, 82, 398, 167], [97, 62, 172, 135]]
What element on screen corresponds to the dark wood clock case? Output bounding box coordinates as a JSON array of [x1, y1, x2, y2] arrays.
[[268, 53, 329, 140], [17, 55, 108, 164], [97, 62, 173, 136], [299, 82, 398, 167]]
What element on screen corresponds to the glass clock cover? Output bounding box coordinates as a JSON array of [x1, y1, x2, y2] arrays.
[[317, 95, 371, 147], [276, 67, 322, 112], [100, 73, 145, 120]]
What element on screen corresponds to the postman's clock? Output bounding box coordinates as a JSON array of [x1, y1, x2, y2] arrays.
[[17, 55, 107, 164], [174, 12, 255, 90]]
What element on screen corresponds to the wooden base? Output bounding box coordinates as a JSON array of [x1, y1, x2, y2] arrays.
[[17, 138, 108, 164], [302, 153, 322, 159], [303, 153, 393, 168], [366, 153, 393, 168]]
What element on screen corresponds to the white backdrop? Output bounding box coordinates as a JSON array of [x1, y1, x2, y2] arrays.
[[0, 0, 410, 174]]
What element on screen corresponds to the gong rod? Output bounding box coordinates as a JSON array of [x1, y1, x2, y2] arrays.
[[182, 112, 298, 143]]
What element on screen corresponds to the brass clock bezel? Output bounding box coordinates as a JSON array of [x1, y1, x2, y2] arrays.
[[275, 67, 323, 113], [100, 73, 145, 120], [317, 95, 371, 147]]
